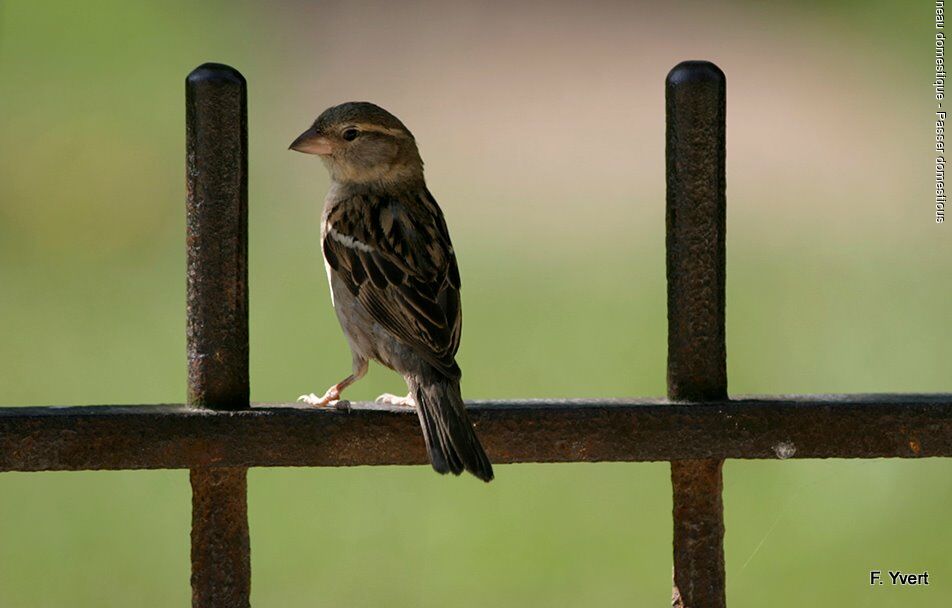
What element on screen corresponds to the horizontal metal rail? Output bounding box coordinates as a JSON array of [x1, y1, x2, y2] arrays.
[[1, 394, 948, 471]]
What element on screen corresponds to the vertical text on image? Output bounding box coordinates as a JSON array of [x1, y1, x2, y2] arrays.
[[936, 1, 946, 223]]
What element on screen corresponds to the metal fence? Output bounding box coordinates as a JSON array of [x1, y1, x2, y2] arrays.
[[1, 60, 949, 608]]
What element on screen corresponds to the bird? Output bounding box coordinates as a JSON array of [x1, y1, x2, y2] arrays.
[[289, 102, 494, 482]]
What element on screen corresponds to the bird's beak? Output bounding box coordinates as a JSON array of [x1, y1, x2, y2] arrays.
[[289, 127, 333, 155]]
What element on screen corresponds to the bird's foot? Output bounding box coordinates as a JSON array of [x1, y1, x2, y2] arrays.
[[375, 392, 415, 408], [298, 387, 349, 410]]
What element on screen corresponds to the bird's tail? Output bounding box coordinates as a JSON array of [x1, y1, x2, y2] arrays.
[[411, 374, 494, 482]]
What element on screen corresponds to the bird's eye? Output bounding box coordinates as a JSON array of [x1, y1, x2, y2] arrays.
[[342, 128, 360, 141]]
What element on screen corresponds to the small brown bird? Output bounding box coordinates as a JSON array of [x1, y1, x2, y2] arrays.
[[290, 102, 493, 482]]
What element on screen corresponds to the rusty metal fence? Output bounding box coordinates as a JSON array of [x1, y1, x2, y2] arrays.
[[1, 60, 949, 608]]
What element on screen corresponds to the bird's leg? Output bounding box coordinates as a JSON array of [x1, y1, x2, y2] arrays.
[[299, 357, 368, 407]]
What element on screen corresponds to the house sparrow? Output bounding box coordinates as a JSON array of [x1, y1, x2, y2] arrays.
[[289, 102, 494, 482]]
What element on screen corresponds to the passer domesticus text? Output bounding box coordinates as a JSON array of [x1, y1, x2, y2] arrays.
[[290, 102, 493, 482]]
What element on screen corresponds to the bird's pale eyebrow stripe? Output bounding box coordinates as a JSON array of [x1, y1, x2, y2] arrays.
[[328, 226, 375, 252], [353, 123, 409, 138]]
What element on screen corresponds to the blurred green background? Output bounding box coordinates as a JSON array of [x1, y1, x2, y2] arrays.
[[0, 1, 946, 606]]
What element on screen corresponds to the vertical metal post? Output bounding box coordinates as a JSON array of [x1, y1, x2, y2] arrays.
[[186, 62, 251, 608], [665, 60, 728, 608]]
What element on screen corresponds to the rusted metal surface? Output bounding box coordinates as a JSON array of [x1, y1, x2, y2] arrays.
[[1, 395, 950, 471], [666, 60, 727, 403], [666, 60, 728, 608], [191, 468, 250, 608], [671, 460, 725, 608], [186, 63, 251, 608], [186, 62, 249, 410]]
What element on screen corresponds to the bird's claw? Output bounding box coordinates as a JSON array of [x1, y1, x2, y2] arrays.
[[298, 392, 328, 406], [374, 393, 415, 408], [298, 389, 349, 410]]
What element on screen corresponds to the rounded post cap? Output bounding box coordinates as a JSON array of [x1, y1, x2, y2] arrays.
[[666, 60, 725, 86], [187, 63, 246, 88]]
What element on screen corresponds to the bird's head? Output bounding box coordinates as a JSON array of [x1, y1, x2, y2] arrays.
[[290, 102, 423, 186]]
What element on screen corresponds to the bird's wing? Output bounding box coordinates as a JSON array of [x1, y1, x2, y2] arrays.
[[322, 189, 462, 378]]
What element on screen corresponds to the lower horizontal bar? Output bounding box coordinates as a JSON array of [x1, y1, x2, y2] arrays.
[[0, 394, 949, 471]]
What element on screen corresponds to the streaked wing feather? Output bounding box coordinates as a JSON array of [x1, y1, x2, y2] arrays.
[[323, 190, 461, 377]]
